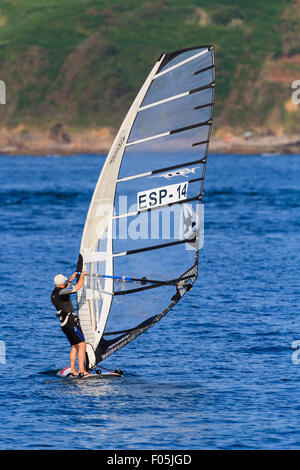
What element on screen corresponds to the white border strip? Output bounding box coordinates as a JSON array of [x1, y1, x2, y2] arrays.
[[139, 91, 189, 111], [117, 171, 152, 183], [154, 48, 208, 80], [113, 251, 127, 258], [126, 131, 170, 147], [113, 211, 138, 220]]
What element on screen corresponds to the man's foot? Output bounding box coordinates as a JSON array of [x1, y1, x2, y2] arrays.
[[78, 371, 92, 377], [70, 369, 79, 376]]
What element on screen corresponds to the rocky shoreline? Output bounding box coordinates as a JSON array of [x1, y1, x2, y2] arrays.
[[0, 125, 115, 157], [210, 134, 300, 156], [0, 125, 299, 156]]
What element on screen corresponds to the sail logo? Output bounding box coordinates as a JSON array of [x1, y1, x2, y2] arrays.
[[151, 166, 200, 179], [109, 135, 126, 165]]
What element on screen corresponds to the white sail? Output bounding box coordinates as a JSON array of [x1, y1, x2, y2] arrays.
[[77, 46, 215, 369]]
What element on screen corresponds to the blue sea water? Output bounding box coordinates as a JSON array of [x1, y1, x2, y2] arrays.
[[0, 153, 299, 450]]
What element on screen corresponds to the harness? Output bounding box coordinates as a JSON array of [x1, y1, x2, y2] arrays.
[[56, 310, 76, 327]]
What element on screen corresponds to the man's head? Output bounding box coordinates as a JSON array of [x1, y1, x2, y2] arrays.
[[54, 274, 67, 287]]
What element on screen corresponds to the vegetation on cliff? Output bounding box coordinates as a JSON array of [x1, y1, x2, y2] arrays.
[[0, 0, 299, 137]]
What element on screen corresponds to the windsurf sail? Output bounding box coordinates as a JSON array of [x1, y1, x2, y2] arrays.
[[76, 46, 215, 370]]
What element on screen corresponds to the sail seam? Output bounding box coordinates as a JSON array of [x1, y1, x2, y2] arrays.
[[113, 237, 196, 258], [170, 119, 212, 135], [126, 131, 170, 147], [127, 119, 212, 147], [117, 171, 152, 183], [192, 140, 209, 147], [188, 177, 204, 183], [139, 85, 214, 112], [189, 82, 215, 94], [139, 91, 189, 111], [194, 102, 214, 110], [113, 272, 196, 296], [194, 64, 215, 76]]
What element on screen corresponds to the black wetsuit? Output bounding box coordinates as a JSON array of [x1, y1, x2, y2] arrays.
[[51, 286, 85, 346]]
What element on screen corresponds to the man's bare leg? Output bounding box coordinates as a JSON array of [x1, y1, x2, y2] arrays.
[[70, 345, 78, 375], [78, 342, 91, 375]]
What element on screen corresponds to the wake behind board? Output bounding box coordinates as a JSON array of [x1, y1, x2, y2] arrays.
[[57, 366, 123, 379]]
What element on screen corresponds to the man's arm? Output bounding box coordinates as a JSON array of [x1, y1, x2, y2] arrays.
[[73, 271, 88, 292], [58, 285, 76, 295], [66, 272, 77, 287], [58, 271, 88, 296]]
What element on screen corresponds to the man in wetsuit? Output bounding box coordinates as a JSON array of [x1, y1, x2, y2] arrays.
[[51, 271, 91, 376]]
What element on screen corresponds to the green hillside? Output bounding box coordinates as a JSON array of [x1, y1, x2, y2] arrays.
[[0, 0, 299, 136]]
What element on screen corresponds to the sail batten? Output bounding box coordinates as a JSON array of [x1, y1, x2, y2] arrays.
[[139, 91, 190, 110], [125, 131, 170, 147], [77, 46, 215, 369], [126, 118, 212, 147]]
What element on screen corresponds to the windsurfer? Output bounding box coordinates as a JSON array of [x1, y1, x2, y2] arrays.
[[51, 271, 91, 376]]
